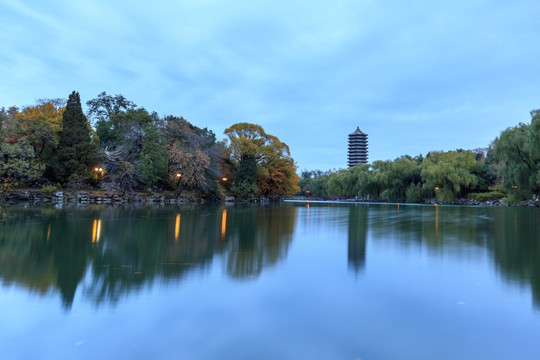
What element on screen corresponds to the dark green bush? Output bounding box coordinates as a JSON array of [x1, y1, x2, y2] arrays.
[[41, 185, 57, 197]]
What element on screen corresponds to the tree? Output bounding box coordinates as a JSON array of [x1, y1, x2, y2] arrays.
[[0, 114, 45, 190], [14, 100, 65, 160], [164, 115, 224, 198], [257, 157, 300, 197], [493, 110, 540, 200], [327, 170, 347, 197], [224, 123, 299, 199], [168, 148, 210, 196], [378, 157, 421, 202], [298, 169, 330, 198], [87, 92, 137, 147], [231, 153, 258, 199], [137, 122, 168, 187], [420, 150, 478, 202], [50, 91, 99, 184], [88, 101, 167, 191]]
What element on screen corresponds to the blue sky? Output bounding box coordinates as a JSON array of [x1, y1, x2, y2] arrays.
[[1, 0, 539, 171]]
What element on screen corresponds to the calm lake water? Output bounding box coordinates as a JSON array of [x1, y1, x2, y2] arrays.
[[0, 202, 539, 359]]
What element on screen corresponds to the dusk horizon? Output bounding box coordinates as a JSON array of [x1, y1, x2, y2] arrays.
[[2, 0, 539, 170]]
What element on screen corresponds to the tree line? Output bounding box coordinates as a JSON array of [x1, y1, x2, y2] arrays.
[[299, 110, 540, 203], [0, 91, 299, 200], [2, 90, 537, 203]]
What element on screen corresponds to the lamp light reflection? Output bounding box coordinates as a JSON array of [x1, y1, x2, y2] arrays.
[[175, 214, 181, 241], [435, 204, 439, 236], [92, 219, 102, 243], [221, 209, 227, 239]]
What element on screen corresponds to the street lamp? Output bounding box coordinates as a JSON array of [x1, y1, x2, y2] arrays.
[[94, 167, 104, 181], [174, 173, 183, 196]]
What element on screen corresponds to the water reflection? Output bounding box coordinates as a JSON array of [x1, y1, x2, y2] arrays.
[[221, 209, 227, 239], [92, 219, 102, 244], [224, 206, 296, 279], [348, 205, 367, 272], [489, 207, 540, 308], [0, 204, 297, 309], [0, 204, 539, 309], [174, 214, 180, 241]]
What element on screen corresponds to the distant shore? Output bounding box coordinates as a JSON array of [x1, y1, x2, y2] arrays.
[[286, 197, 540, 208]]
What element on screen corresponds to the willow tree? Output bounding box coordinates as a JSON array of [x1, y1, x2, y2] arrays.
[[224, 123, 299, 199], [420, 150, 478, 202], [493, 110, 540, 200]]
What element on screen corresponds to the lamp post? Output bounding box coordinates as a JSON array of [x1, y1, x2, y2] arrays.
[[221, 177, 229, 195], [174, 173, 183, 196], [94, 167, 104, 181]]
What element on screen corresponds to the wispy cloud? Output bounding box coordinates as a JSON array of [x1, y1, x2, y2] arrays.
[[1, 0, 539, 170]]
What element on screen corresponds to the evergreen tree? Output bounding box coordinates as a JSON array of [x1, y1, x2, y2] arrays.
[[50, 91, 98, 184], [232, 153, 258, 200]]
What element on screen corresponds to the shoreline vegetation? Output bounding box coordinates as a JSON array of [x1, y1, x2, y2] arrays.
[[2, 189, 539, 208], [1, 91, 539, 207]]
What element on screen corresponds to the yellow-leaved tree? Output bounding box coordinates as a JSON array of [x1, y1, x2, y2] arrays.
[[224, 123, 299, 200]]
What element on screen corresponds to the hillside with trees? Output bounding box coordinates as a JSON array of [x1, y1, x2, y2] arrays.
[[1, 91, 299, 201]]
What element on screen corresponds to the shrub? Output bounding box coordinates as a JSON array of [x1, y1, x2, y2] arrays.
[[41, 185, 57, 197], [468, 186, 506, 202]]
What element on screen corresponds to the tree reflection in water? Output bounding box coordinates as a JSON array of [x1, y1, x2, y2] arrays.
[[0, 204, 297, 309], [348, 205, 368, 273], [0, 203, 539, 309]]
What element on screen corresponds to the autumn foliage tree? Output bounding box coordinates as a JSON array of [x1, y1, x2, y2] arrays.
[[14, 99, 65, 160], [164, 116, 223, 198], [224, 123, 299, 200]]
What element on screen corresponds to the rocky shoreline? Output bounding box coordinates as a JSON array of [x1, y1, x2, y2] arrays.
[[0, 189, 275, 206], [1, 189, 192, 206]]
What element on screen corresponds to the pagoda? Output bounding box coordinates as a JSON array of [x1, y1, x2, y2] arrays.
[[347, 127, 368, 168]]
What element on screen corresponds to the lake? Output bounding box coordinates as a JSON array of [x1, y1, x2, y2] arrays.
[[0, 202, 539, 359]]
